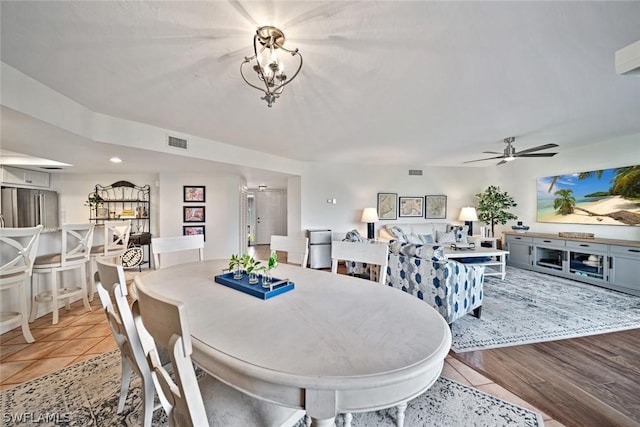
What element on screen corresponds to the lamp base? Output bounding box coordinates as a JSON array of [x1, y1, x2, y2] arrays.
[[465, 221, 473, 236], [367, 223, 375, 240]]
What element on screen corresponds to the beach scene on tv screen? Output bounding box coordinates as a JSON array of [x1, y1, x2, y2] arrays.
[[537, 165, 640, 226]]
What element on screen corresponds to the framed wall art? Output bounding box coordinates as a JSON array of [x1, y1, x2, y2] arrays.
[[184, 185, 206, 202], [183, 225, 205, 241], [399, 196, 424, 217], [425, 195, 447, 219], [377, 192, 398, 220], [536, 164, 640, 226], [183, 206, 205, 223]]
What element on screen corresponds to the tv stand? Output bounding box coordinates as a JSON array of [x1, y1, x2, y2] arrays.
[[504, 231, 640, 296]]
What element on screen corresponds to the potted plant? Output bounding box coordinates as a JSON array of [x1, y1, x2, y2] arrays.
[[475, 185, 518, 237], [86, 188, 105, 218]]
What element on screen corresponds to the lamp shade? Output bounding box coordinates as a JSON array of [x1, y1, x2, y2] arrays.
[[458, 207, 478, 222], [361, 207, 379, 223]]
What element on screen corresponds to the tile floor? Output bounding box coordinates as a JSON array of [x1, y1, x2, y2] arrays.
[[0, 257, 565, 426]]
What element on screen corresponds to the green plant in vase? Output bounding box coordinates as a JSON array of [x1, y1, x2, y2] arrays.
[[228, 254, 243, 279], [259, 251, 278, 288], [242, 255, 261, 284]]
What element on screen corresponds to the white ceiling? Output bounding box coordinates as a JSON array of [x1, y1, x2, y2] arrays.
[[1, 1, 640, 184]]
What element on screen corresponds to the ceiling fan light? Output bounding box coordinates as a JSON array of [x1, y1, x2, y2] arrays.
[[505, 155, 516, 161]]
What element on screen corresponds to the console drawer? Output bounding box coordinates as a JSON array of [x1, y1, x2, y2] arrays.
[[533, 237, 565, 248], [506, 235, 533, 243], [566, 240, 608, 253], [609, 245, 640, 260]]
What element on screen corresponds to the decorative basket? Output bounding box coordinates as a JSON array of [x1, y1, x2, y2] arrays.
[[558, 232, 595, 239]]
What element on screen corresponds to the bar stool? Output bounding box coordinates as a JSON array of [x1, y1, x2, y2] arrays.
[[0, 225, 43, 343], [88, 220, 131, 301], [30, 223, 95, 325]]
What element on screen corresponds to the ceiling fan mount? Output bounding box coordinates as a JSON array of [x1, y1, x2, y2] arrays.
[[464, 137, 558, 166]]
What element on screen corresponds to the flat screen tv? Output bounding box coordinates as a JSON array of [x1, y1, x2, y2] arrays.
[[536, 165, 640, 226]]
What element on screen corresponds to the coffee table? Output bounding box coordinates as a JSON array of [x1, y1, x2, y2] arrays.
[[444, 246, 510, 280]]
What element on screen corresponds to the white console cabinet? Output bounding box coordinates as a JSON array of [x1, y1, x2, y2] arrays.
[[505, 231, 640, 297]]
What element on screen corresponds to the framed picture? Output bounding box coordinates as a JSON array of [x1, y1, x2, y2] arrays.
[[377, 192, 398, 220], [183, 206, 205, 223], [425, 195, 447, 219], [183, 225, 205, 241], [399, 196, 424, 217], [183, 185, 206, 202]]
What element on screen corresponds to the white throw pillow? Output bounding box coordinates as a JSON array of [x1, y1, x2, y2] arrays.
[[389, 226, 407, 241], [436, 230, 456, 244]]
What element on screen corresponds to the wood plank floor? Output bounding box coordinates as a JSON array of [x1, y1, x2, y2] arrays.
[[454, 328, 640, 427]]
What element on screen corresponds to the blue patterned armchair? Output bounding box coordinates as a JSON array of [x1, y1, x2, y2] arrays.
[[386, 241, 484, 325]]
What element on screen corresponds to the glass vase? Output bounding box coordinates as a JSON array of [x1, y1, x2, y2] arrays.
[[261, 270, 272, 288], [248, 271, 258, 284], [233, 264, 243, 280]]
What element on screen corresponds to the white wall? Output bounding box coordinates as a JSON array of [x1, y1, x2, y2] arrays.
[[286, 176, 302, 237], [299, 162, 486, 237]]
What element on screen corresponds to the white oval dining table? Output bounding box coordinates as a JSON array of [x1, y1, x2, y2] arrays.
[[138, 260, 452, 426]]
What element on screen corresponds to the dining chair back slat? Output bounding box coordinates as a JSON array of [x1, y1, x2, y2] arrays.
[[88, 220, 132, 302], [331, 240, 389, 285], [151, 235, 204, 270], [96, 257, 163, 427], [0, 225, 43, 343], [270, 235, 309, 268], [30, 223, 94, 325]]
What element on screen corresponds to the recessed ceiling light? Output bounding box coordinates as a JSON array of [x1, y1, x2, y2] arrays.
[[110, 157, 122, 163]]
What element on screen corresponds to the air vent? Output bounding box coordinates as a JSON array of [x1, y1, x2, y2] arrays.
[[167, 135, 188, 150], [408, 169, 423, 176]]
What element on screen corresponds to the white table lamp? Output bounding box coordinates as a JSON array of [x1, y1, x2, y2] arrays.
[[458, 207, 478, 236], [361, 207, 379, 239]]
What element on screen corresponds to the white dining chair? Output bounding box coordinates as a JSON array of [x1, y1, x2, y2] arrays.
[[270, 235, 309, 268], [0, 225, 43, 343], [331, 240, 389, 285], [96, 257, 165, 427], [151, 234, 204, 270], [132, 276, 307, 427], [88, 220, 132, 301], [30, 223, 94, 325]]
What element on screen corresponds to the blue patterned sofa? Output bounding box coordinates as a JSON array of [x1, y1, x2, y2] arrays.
[[386, 241, 484, 325]]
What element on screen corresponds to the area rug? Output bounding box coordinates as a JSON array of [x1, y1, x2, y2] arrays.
[[0, 350, 543, 426], [452, 266, 640, 353]]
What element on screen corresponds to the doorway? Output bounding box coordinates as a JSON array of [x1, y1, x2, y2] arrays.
[[249, 189, 286, 245]]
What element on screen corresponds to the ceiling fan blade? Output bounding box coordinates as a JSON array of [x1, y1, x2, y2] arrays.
[[463, 155, 504, 164], [497, 159, 507, 166], [516, 143, 559, 155], [516, 152, 558, 158], [482, 151, 502, 154]]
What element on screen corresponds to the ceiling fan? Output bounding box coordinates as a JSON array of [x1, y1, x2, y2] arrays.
[[464, 137, 559, 165]]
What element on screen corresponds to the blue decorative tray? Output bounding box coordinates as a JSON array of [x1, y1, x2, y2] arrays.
[[214, 272, 294, 300]]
